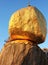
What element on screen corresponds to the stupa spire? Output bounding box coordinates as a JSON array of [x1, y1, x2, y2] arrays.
[[28, 0, 31, 6]]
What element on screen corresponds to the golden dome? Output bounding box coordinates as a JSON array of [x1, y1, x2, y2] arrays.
[[8, 6, 47, 44]]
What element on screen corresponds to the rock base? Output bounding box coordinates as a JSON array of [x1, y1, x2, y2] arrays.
[[0, 41, 48, 65]]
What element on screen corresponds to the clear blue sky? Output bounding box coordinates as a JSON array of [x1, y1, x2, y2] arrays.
[[0, 0, 48, 51]]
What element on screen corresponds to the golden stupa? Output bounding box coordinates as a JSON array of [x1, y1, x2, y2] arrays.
[[8, 6, 47, 44]]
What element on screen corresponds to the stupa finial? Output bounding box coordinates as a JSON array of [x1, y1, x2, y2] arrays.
[[28, 0, 31, 6]]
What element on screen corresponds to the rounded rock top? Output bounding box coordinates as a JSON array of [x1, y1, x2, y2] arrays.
[[8, 6, 47, 44]]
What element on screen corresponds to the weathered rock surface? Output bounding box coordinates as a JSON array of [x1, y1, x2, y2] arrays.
[[42, 48, 48, 61], [0, 41, 48, 65]]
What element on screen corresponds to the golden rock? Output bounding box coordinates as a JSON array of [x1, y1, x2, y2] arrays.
[[8, 6, 47, 44]]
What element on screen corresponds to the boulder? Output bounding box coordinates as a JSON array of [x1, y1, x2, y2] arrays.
[[8, 6, 47, 44]]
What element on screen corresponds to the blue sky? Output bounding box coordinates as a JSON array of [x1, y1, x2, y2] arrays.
[[0, 0, 48, 51]]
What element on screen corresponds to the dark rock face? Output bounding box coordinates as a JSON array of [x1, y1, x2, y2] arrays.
[[42, 48, 48, 62], [0, 41, 48, 65]]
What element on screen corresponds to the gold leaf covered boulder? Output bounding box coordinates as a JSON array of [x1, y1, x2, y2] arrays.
[[8, 6, 47, 44]]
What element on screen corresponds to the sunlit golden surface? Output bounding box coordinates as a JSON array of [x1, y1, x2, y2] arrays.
[[8, 6, 47, 44]]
